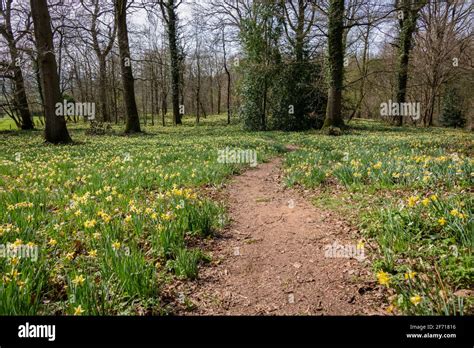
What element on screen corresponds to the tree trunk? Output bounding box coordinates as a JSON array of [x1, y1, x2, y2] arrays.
[[209, 73, 214, 115], [150, 77, 155, 126], [222, 30, 231, 124], [31, 54, 45, 124], [217, 77, 221, 115], [323, 0, 346, 129], [1, 0, 34, 129], [90, 0, 115, 123], [162, 95, 167, 126], [262, 77, 267, 130], [111, 56, 119, 124], [162, 0, 182, 125], [115, 0, 141, 133], [295, 0, 305, 63], [355, 21, 370, 120], [179, 64, 185, 120], [196, 51, 201, 124], [30, 0, 72, 143], [142, 80, 147, 125], [98, 57, 110, 122], [394, 0, 423, 126], [11, 55, 34, 130]]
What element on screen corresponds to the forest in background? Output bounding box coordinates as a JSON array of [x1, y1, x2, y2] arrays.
[[0, 0, 472, 317], [0, 0, 472, 140]]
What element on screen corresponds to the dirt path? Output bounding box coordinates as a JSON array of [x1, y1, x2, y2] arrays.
[[180, 156, 384, 315]]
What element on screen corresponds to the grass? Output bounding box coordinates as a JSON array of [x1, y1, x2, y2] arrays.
[[0, 116, 44, 131], [0, 115, 472, 315], [282, 120, 473, 315], [0, 115, 283, 315]]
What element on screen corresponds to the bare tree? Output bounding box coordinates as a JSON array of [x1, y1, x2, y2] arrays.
[[80, 0, 116, 122], [281, 0, 317, 63], [414, 0, 472, 126], [0, 0, 34, 129]]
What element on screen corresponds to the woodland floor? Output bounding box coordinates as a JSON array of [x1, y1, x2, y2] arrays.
[[177, 153, 386, 315], [1, 120, 471, 316]]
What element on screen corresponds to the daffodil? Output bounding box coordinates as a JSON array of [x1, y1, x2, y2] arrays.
[[377, 271, 390, 287], [10, 257, 19, 265], [9, 269, 21, 279], [404, 271, 417, 280], [407, 196, 419, 208], [410, 295, 422, 306], [161, 212, 173, 221], [84, 219, 97, 229], [73, 305, 85, 316], [17, 280, 26, 290], [97, 211, 111, 223], [72, 275, 85, 286]]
